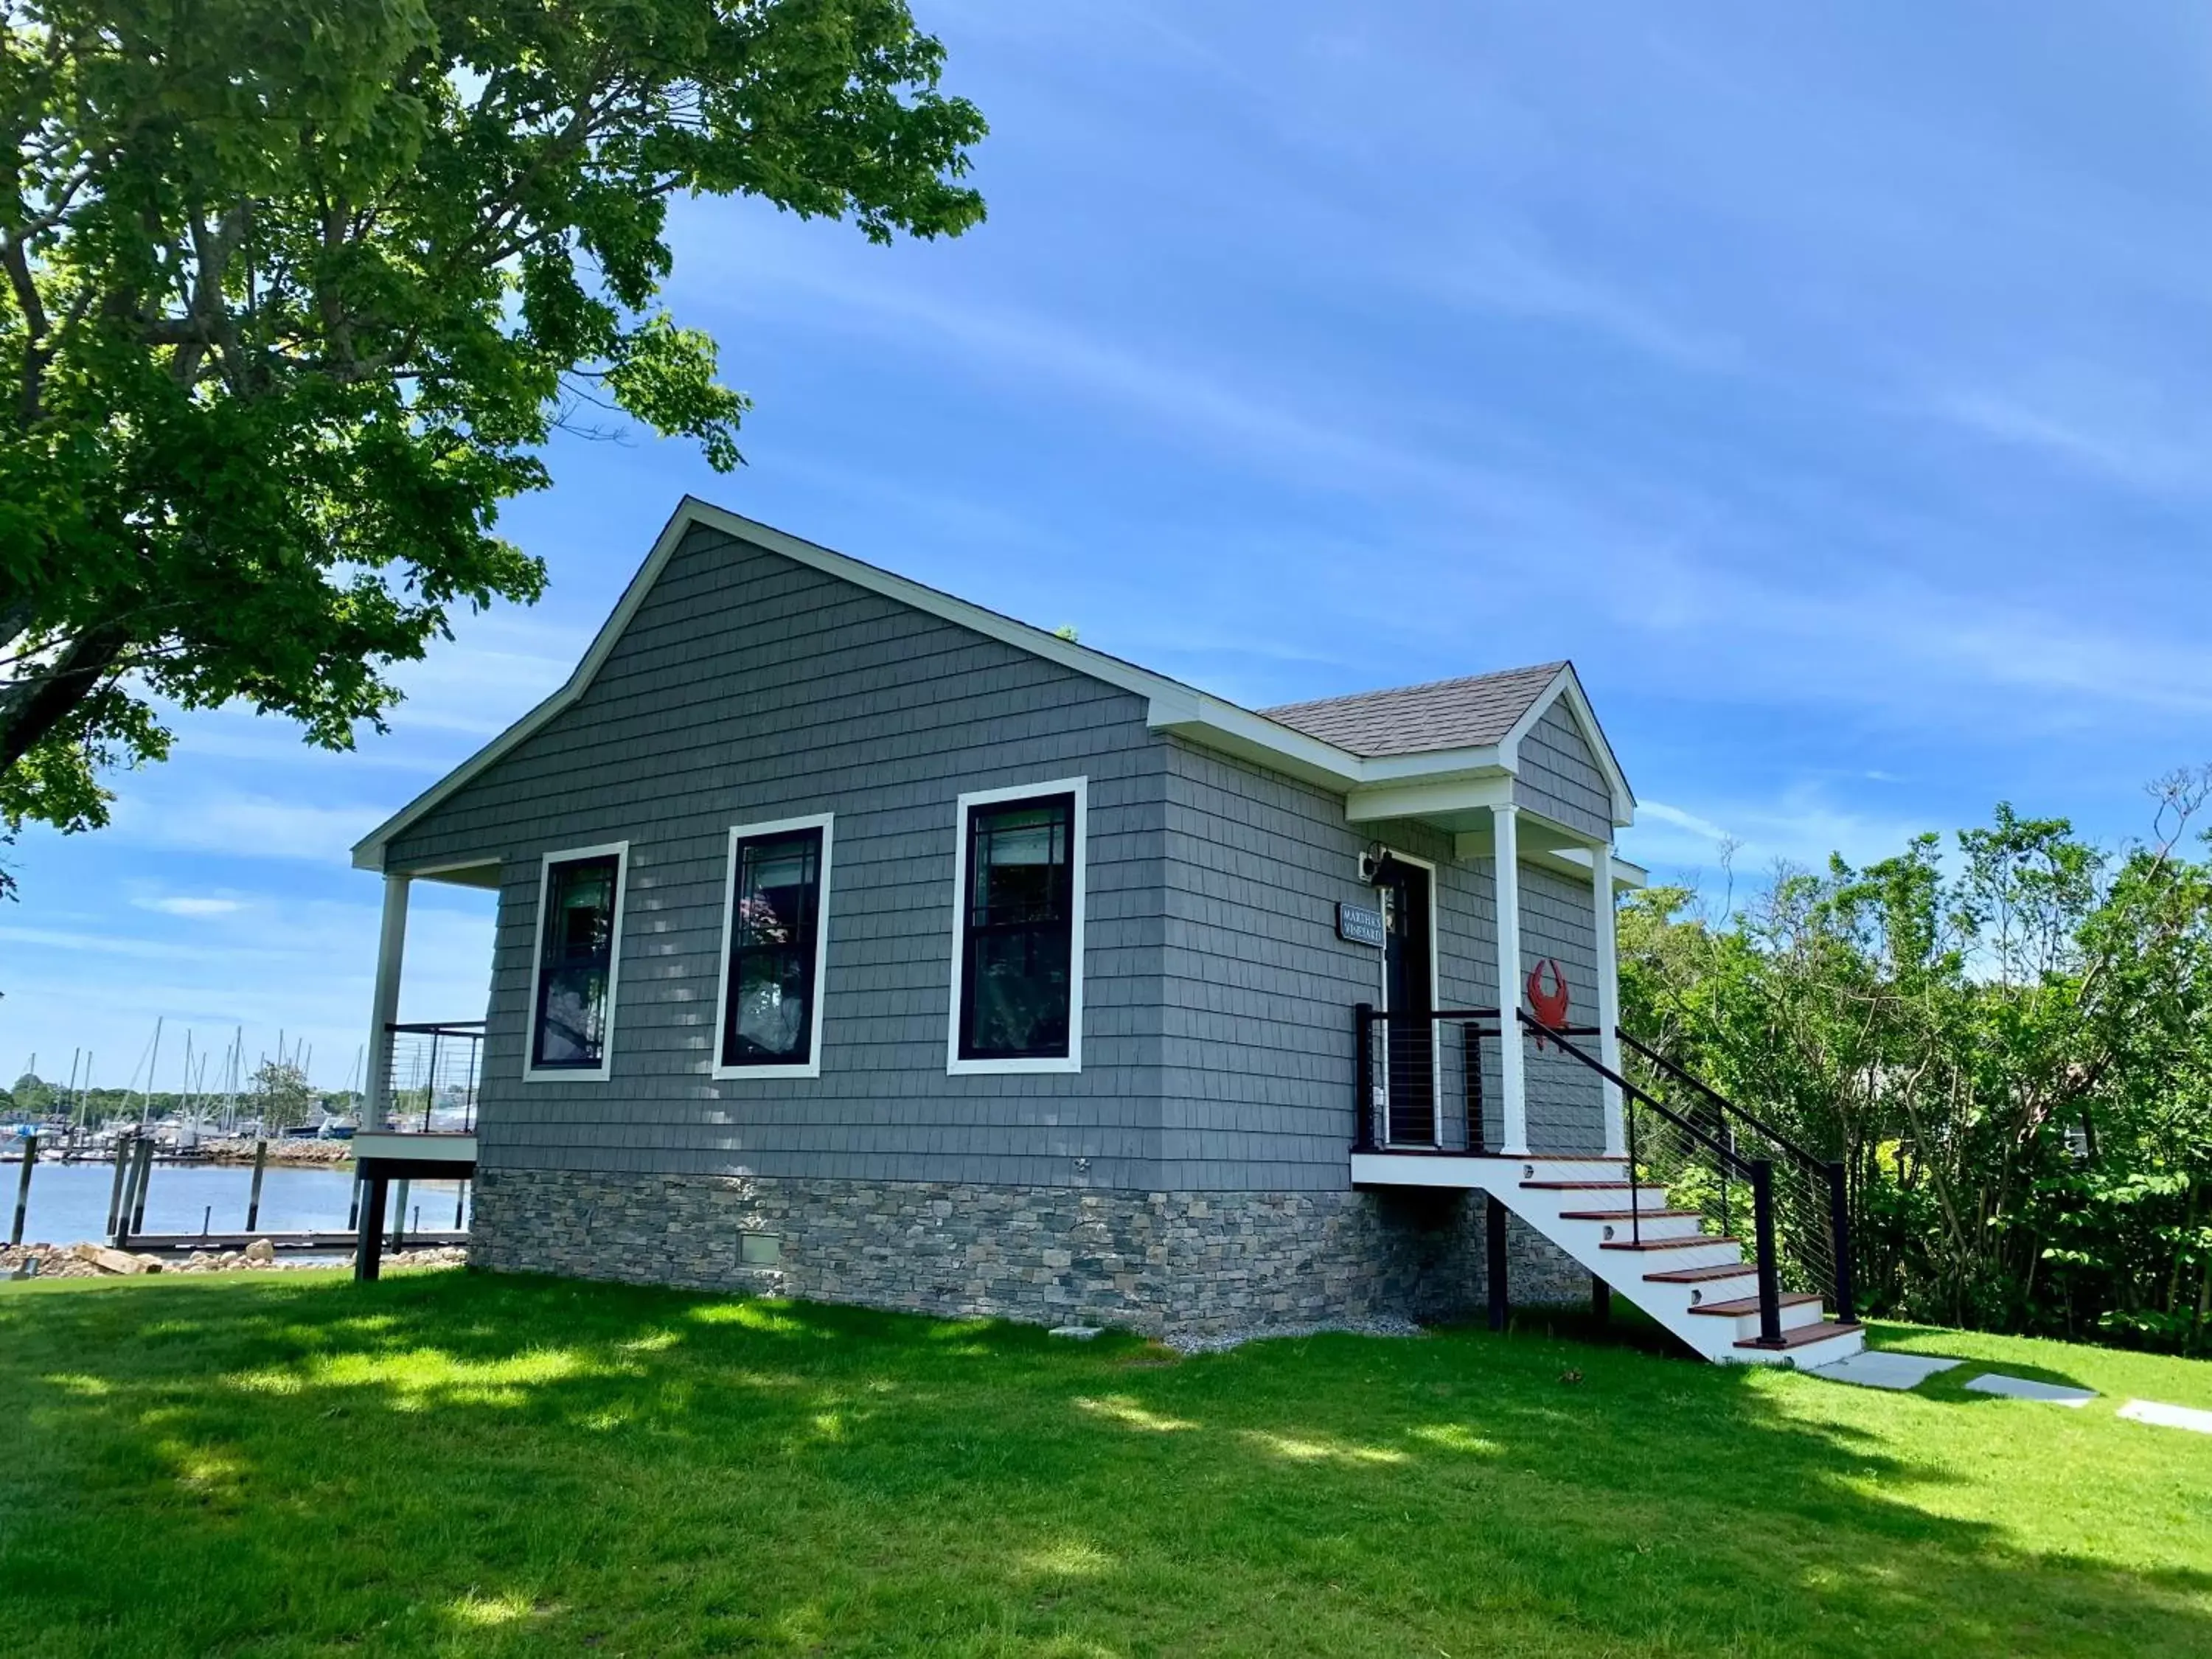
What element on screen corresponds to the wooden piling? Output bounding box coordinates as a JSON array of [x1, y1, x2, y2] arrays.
[[245, 1138, 268, 1232], [105, 1135, 132, 1237], [345, 1174, 361, 1231], [126, 1137, 153, 1238], [389, 1178, 411, 1251], [9, 1134, 35, 1247], [453, 1181, 466, 1229]]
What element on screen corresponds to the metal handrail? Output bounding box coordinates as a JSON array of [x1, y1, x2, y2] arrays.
[[1613, 1023, 1855, 1323], [1615, 1026, 1820, 1168], [1515, 1012, 1759, 1180], [1518, 1011, 1787, 1347]]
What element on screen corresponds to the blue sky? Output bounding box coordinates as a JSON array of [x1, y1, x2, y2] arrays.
[[7, 1, 2211, 1093]]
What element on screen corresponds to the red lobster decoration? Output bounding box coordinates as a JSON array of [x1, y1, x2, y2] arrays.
[[1524, 958, 1571, 1048]]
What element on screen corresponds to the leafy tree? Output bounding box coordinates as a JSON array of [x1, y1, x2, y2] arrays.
[[1620, 780, 2212, 1350], [246, 1057, 311, 1122], [0, 0, 986, 870]]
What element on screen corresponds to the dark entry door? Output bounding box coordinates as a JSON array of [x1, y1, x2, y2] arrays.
[[1380, 861, 1436, 1145]]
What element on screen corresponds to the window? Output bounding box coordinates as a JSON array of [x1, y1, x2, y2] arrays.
[[948, 779, 1087, 1074], [526, 843, 628, 1080], [713, 815, 834, 1079]]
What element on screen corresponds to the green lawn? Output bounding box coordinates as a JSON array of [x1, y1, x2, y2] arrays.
[[4, 1271, 2210, 1658]]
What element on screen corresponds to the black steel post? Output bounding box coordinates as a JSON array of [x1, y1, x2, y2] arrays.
[[1626, 1079, 1642, 1248], [355, 1175, 389, 1281], [1486, 1194, 1509, 1332], [10, 1134, 36, 1246], [424, 1029, 440, 1133], [1352, 1004, 1376, 1151], [1464, 1024, 1485, 1152], [245, 1138, 268, 1233], [1827, 1159, 1857, 1324], [1750, 1159, 1784, 1346]]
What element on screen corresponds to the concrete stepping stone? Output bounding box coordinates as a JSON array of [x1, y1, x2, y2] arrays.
[[1962, 1372, 2095, 1406], [1805, 1349, 1964, 1391], [2118, 1399, 2212, 1435]]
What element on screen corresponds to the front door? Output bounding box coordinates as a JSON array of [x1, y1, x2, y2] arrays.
[[1379, 860, 1436, 1146]]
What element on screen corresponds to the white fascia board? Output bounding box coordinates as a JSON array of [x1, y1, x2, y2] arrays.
[[1495, 664, 1636, 828], [1529, 841, 1649, 892], [1346, 772, 1514, 824], [1144, 686, 1366, 789]]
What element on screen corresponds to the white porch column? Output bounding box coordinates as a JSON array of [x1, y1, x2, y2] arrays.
[[1593, 846, 1625, 1158], [364, 873, 411, 1126], [1492, 804, 1528, 1156]]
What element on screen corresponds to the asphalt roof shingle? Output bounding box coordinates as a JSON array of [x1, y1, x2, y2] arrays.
[[1259, 662, 1567, 759]]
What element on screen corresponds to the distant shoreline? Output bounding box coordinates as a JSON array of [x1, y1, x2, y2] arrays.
[[2, 1137, 356, 1169]]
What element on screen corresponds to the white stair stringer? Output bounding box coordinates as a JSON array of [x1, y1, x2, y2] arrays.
[[1349, 1152, 1866, 1367]]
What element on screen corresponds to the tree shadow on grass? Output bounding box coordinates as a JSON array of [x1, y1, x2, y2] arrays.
[[2, 1270, 2208, 1658]]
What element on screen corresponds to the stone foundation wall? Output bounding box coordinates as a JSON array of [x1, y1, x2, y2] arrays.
[[470, 1168, 1589, 1338]]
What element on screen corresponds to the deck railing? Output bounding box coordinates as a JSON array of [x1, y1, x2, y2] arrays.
[[1351, 1004, 1856, 1337], [378, 1021, 484, 1133]]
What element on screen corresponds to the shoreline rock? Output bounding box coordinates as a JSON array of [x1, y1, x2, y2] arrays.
[[3, 1241, 466, 1280]]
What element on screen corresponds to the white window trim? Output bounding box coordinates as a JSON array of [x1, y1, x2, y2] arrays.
[[524, 841, 630, 1084], [1373, 844, 1444, 1150], [710, 813, 835, 1082], [947, 776, 1088, 1077]]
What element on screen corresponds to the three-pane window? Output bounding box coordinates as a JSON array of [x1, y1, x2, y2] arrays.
[[956, 790, 1080, 1065], [529, 847, 626, 1074], [717, 820, 831, 1075]]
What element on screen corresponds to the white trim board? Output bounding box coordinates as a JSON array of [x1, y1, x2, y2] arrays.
[[709, 813, 835, 1082], [522, 841, 630, 1084], [352, 498, 1635, 870], [946, 776, 1088, 1077]]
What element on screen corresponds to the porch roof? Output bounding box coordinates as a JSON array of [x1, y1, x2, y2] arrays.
[[1263, 664, 1569, 758]]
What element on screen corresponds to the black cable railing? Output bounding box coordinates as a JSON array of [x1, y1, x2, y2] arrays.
[[1510, 1011, 1790, 1347], [380, 1021, 484, 1133], [1613, 1028, 1854, 1323], [1349, 1002, 1857, 1346]]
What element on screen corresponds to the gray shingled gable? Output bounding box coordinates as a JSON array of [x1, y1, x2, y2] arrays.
[[1260, 662, 1567, 759]]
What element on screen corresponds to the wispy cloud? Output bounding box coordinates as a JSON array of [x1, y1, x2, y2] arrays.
[[134, 896, 245, 919], [1933, 375, 2212, 495]]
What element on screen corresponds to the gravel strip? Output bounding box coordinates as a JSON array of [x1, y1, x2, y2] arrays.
[[1166, 1314, 1427, 1354]]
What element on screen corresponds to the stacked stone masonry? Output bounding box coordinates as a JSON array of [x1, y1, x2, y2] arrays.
[[473, 1167, 1589, 1338]]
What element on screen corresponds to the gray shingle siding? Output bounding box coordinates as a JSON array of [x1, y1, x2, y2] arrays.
[[1517, 862, 1607, 1154], [1514, 699, 1614, 840], [387, 524, 1169, 1190], [381, 521, 1613, 1197]]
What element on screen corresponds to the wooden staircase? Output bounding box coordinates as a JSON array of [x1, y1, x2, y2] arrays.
[[1353, 1152, 1865, 1366]]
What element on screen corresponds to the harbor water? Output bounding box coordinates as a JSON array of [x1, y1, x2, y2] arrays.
[[7, 1159, 468, 1244]]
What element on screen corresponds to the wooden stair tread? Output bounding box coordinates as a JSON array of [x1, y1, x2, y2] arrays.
[[1520, 1180, 1671, 1191], [1643, 1262, 1761, 1283], [1601, 1235, 1741, 1252], [1557, 1208, 1699, 1222], [1687, 1293, 1821, 1317], [1509, 1153, 1627, 1163], [1736, 1321, 1863, 1352]]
